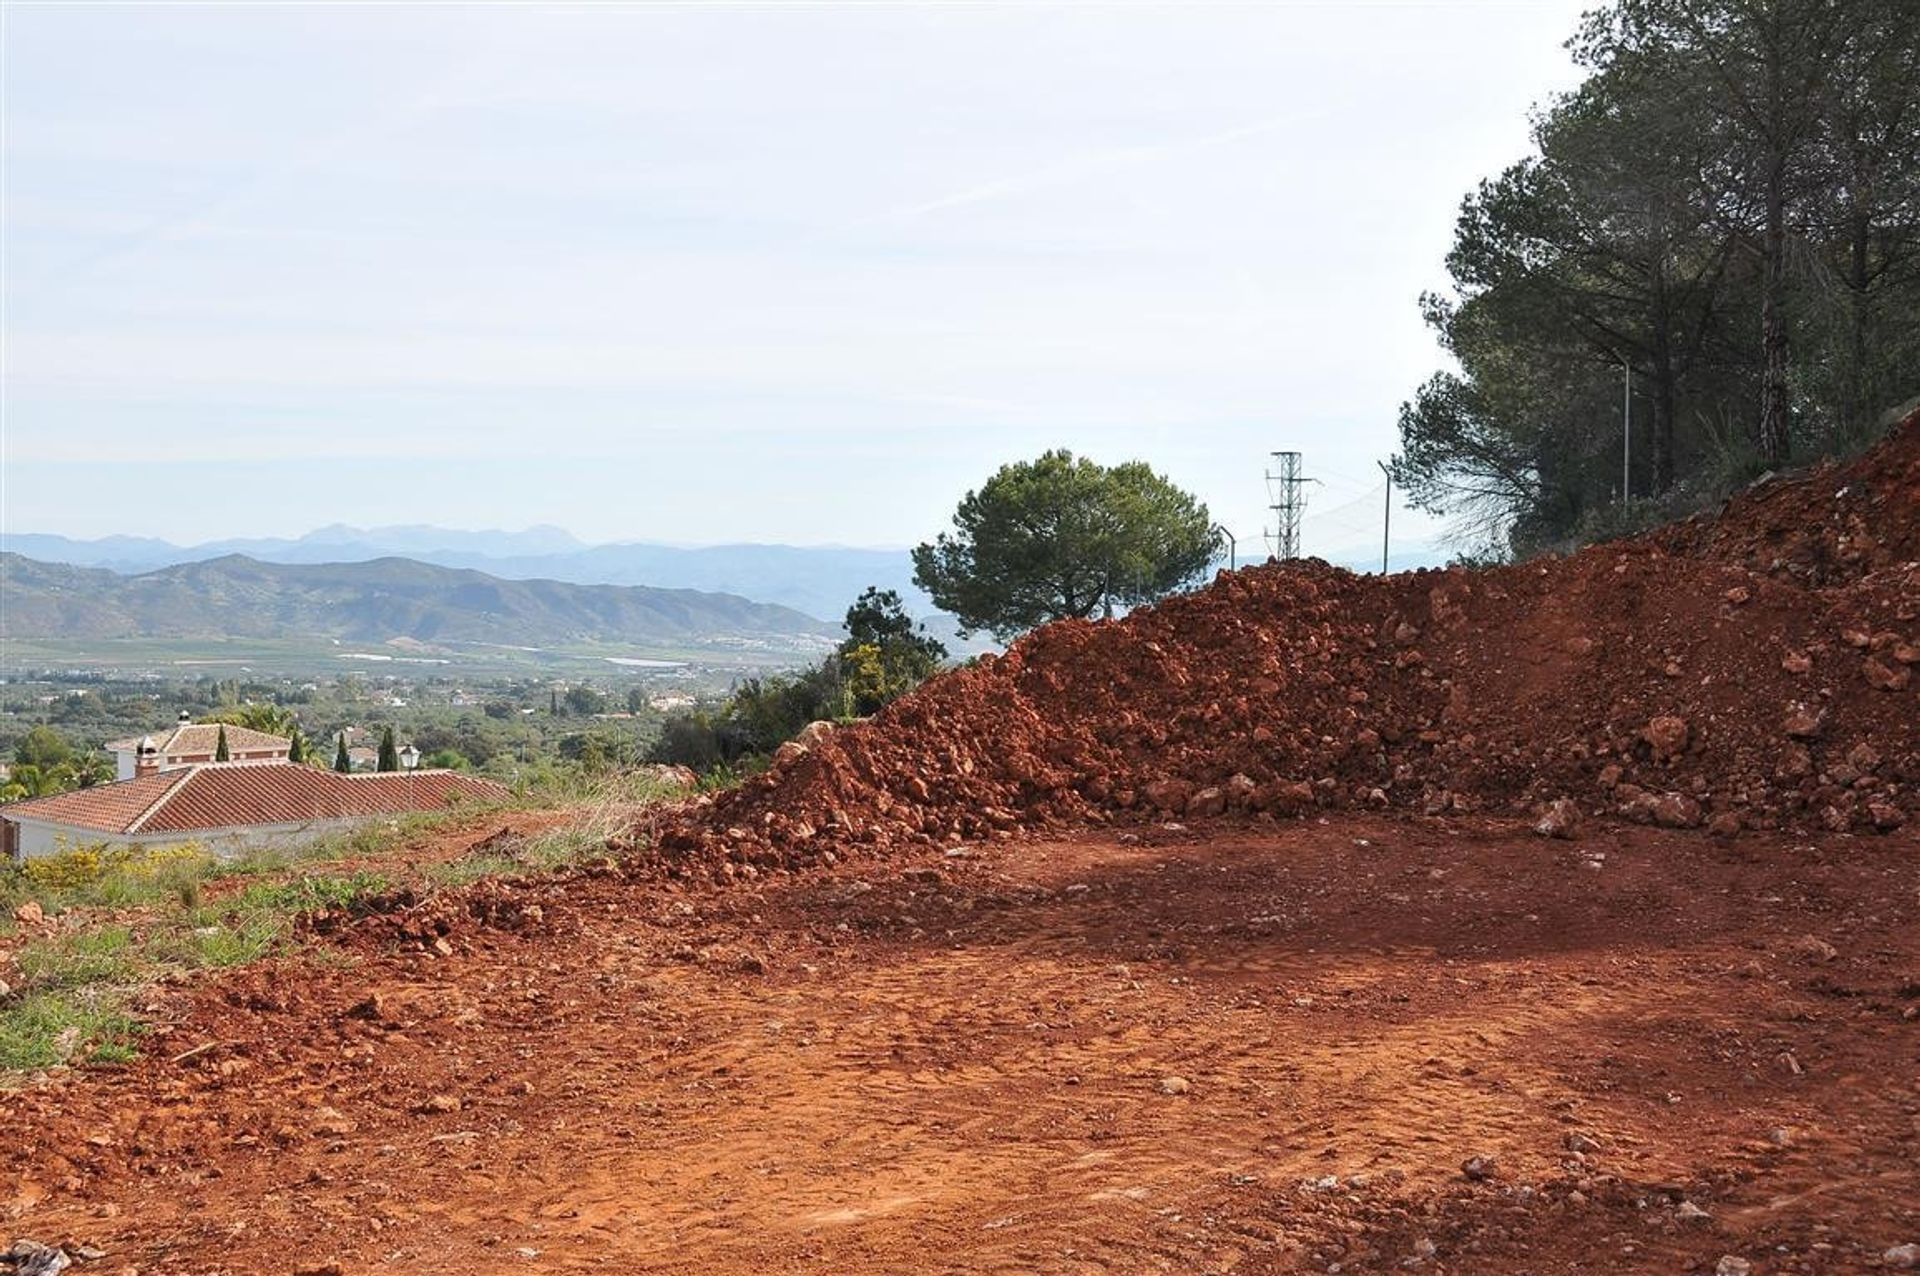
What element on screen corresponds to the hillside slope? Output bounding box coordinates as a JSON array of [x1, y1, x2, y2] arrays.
[[0, 553, 836, 647]]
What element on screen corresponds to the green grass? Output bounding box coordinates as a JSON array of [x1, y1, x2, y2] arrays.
[[13, 926, 139, 990], [0, 989, 143, 1072], [426, 853, 523, 888], [1, 769, 677, 1078], [0, 871, 391, 1077], [429, 776, 650, 886]]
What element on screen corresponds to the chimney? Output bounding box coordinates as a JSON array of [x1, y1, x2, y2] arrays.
[[135, 736, 160, 776], [178, 710, 193, 724]]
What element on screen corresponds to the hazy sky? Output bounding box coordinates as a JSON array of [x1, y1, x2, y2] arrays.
[[3, 1, 1588, 561]]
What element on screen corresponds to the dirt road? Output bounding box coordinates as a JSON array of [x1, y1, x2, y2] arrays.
[[5, 815, 1916, 1274]]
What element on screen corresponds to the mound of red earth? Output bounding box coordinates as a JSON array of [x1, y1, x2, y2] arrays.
[[647, 416, 1920, 879], [1657, 402, 1920, 583]]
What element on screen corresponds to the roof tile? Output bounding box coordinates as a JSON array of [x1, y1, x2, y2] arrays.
[[4, 765, 507, 837]]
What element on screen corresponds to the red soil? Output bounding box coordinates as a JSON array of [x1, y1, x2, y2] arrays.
[[4, 818, 1916, 1274]]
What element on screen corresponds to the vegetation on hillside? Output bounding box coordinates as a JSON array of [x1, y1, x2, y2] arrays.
[[1394, 0, 1920, 557], [651, 588, 947, 772]]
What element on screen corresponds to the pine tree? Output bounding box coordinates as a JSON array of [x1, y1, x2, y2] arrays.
[[214, 725, 231, 762], [334, 736, 352, 773], [377, 726, 399, 773]]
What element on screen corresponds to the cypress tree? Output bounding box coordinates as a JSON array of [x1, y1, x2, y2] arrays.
[[377, 726, 399, 773], [334, 736, 352, 773], [214, 725, 231, 762], [288, 731, 306, 764]]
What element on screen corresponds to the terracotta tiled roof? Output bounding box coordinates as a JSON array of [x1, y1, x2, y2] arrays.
[[2, 764, 507, 837], [104, 723, 291, 757], [0, 770, 195, 834]]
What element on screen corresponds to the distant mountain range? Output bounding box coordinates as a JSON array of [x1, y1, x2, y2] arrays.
[[3, 525, 1451, 628], [3, 526, 923, 624], [0, 553, 836, 649]]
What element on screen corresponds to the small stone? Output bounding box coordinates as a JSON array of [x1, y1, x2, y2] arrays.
[[1883, 1243, 1920, 1269], [1792, 934, 1838, 962], [416, 1093, 461, 1115], [1868, 802, 1906, 832], [1676, 1200, 1711, 1221], [1412, 1237, 1437, 1259], [1185, 786, 1228, 819], [1159, 1076, 1191, 1096], [1563, 1132, 1601, 1154], [346, 992, 386, 1021], [1724, 585, 1751, 605], [1715, 1258, 1752, 1276], [1533, 798, 1582, 840], [13, 899, 45, 927], [1781, 650, 1813, 674], [312, 1106, 355, 1137], [1142, 779, 1194, 814], [1766, 1126, 1794, 1147], [1708, 811, 1744, 838], [294, 1264, 345, 1276], [1645, 715, 1691, 761], [1864, 657, 1912, 691], [2, 1241, 72, 1276], [1650, 792, 1703, 829], [1783, 703, 1825, 739], [1460, 1155, 1496, 1181]]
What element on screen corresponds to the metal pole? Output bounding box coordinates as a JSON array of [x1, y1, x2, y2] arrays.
[[1622, 354, 1632, 501], [1212, 525, 1236, 571], [1376, 460, 1391, 574]]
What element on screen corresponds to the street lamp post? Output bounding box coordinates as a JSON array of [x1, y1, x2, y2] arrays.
[[399, 744, 419, 812]]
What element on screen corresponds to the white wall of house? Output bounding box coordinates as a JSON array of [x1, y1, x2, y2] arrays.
[[5, 813, 408, 863]]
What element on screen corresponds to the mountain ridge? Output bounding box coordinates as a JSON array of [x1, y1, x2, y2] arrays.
[[0, 552, 837, 649], [1, 528, 925, 621]]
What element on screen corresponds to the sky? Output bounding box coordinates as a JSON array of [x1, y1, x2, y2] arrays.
[[2, 1, 1590, 563]]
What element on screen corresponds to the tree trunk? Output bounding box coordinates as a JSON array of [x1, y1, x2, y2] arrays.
[[1846, 202, 1871, 439], [1757, 156, 1793, 464], [1649, 248, 1679, 492]]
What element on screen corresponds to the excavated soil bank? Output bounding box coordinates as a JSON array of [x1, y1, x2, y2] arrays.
[[654, 414, 1919, 880]]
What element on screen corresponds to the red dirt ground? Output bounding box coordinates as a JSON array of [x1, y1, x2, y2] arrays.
[[4, 814, 1917, 1274]]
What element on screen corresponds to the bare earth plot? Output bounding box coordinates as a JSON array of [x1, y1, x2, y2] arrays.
[[4, 814, 1915, 1275]]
